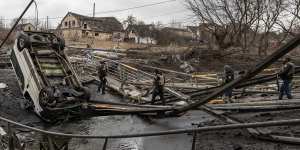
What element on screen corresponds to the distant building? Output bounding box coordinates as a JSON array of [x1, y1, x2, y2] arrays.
[[162, 27, 193, 38], [16, 23, 35, 31], [187, 26, 199, 41], [57, 12, 124, 41], [125, 24, 157, 45], [187, 24, 217, 44]]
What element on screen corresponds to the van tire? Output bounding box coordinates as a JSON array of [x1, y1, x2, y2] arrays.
[[17, 34, 30, 51], [39, 88, 55, 108]]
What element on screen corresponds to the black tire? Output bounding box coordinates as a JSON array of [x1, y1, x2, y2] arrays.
[[38, 88, 57, 123], [17, 34, 30, 51], [39, 87, 55, 108]]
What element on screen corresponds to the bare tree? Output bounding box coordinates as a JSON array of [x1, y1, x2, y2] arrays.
[[276, 0, 300, 37], [186, 0, 287, 56], [123, 15, 137, 29]]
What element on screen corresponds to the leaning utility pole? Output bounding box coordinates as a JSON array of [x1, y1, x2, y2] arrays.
[[0, 0, 35, 48]]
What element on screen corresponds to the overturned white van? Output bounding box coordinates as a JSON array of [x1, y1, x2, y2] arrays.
[[10, 31, 90, 122]]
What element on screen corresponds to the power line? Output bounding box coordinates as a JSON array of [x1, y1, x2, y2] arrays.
[[3, 9, 188, 22], [164, 16, 197, 25], [92, 0, 177, 15], [144, 9, 189, 20], [3, 0, 178, 21]]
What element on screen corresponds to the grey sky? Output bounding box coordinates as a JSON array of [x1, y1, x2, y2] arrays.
[[0, 0, 197, 28]]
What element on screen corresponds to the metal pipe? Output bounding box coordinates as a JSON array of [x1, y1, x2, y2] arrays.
[[0, 0, 35, 48]]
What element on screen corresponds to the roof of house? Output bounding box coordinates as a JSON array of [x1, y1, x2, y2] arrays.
[[64, 12, 123, 33], [16, 23, 34, 30], [187, 26, 199, 33], [163, 27, 189, 32]]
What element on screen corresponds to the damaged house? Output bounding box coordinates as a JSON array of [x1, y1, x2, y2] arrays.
[[16, 23, 35, 31], [57, 12, 124, 41]]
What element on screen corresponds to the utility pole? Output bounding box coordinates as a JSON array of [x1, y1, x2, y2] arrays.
[[0, 17, 3, 29], [93, 2, 95, 18], [33, 1, 38, 30], [46, 16, 49, 30]]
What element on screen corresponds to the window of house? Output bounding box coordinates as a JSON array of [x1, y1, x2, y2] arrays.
[[64, 22, 68, 27], [72, 20, 75, 26], [95, 33, 99, 36], [28, 27, 31, 31], [83, 23, 87, 29]]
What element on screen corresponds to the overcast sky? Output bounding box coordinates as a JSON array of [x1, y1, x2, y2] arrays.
[[0, 0, 197, 28]]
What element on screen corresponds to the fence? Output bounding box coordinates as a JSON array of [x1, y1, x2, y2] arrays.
[[2, 114, 300, 149]]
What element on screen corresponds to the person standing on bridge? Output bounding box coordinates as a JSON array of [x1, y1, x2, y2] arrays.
[[223, 65, 234, 103], [97, 61, 107, 94], [151, 69, 166, 105], [278, 57, 295, 100]]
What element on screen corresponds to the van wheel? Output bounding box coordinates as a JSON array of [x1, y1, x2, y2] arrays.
[[17, 34, 30, 51], [39, 88, 55, 108]]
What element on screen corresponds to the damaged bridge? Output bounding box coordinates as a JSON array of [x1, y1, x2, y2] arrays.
[[3, 0, 300, 149]]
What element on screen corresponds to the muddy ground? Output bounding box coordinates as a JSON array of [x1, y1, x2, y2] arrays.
[[1, 69, 300, 149], [0, 69, 200, 150]]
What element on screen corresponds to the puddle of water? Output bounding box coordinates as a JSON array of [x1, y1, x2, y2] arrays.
[[109, 138, 143, 150]]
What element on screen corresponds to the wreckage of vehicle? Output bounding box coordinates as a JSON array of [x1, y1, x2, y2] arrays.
[[9, 31, 175, 122], [9, 31, 92, 122]]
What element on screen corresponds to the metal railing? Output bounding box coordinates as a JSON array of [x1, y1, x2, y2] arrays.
[[2, 115, 300, 149]]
